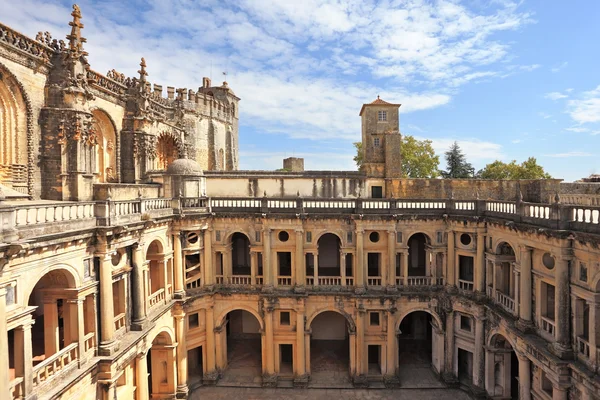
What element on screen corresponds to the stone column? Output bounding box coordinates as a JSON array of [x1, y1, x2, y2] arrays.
[[67, 298, 85, 362], [295, 229, 304, 287], [514, 270, 520, 316], [204, 306, 217, 382], [475, 233, 485, 293], [590, 302, 597, 365], [444, 311, 455, 380], [447, 231, 455, 287], [356, 308, 366, 378], [387, 230, 395, 287], [14, 320, 33, 396], [518, 246, 532, 327], [0, 288, 9, 397], [99, 252, 117, 354], [204, 229, 214, 285], [314, 251, 319, 286], [223, 246, 232, 283], [473, 317, 485, 389], [43, 298, 59, 356], [402, 251, 409, 285], [385, 311, 397, 381], [136, 352, 149, 400], [356, 229, 365, 288], [173, 231, 185, 298], [264, 307, 275, 376], [553, 257, 571, 356], [341, 252, 347, 286], [295, 305, 307, 385], [175, 308, 188, 397], [250, 251, 258, 285], [132, 244, 147, 330], [517, 355, 531, 400], [263, 228, 272, 287]]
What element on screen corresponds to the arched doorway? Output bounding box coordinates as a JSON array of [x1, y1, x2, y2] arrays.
[[407, 233, 429, 277], [148, 331, 176, 397], [231, 233, 250, 277], [397, 311, 444, 387], [309, 311, 352, 386], [156, 133, 179, 170], [487, 334, 519, 399], [146, 240, 171, 310], [91, 109, 117, 182], [316, 234, 341, 284], [218, 310, 263, 385], [488, 242, 517, 313], [24, 268, 91, 387], [0, 65, 29, 193]]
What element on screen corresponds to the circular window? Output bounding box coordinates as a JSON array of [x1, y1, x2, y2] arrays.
[[278, 231, 289, 242], [369, 232, 380, 243], [187, 232, 199, 244], [111, 251, 122, 266], [460, 234, 472, 246], [542, 253, 555, 270]]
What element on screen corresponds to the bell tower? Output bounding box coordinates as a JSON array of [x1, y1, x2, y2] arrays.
[[359, 96, 402, 178]]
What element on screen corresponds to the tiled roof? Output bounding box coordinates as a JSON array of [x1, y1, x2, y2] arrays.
[[359, 95, 401, 116]]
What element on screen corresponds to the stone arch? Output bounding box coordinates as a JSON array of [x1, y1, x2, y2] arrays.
[[148, 327, 175, 347], [313, 230, 345, 246], [145, 237, 168, 258], [307, 307, 356, 333], [156, 131, 184, 170], [0, 62, 34, 195], [216, 305, 264, 331], [25, 264, 80, 305], [405, 231, 433, 245], [396, 307, 443, 332], [90, 108, 118, 182], [223, 230, 253, 246], [492, 238, 520, 261], [488, 331, 517, 351], [495, 241, 516, 257]]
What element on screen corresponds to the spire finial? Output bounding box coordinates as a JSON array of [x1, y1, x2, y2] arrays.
[[66, 4, 87, 56], [138, 57, 148, 82], [377, 94, 380, 99]]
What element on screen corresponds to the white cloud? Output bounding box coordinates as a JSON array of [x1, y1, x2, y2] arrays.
[[567, 85, 600, 124], [511, 139, 522, 143], [544, 151, 593, 158], [538, 112, 552, 119], [551, 61, 568, 73], [544, 92, 568, 100], [564, 127, 589, 133]]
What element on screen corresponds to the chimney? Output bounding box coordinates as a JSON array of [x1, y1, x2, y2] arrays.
[[153, 84, 162, 97], [167, 86, 175, 99], [283, 157, 304, 172]]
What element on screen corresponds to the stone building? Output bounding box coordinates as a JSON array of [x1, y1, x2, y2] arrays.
[[1, 5, 600, 400]]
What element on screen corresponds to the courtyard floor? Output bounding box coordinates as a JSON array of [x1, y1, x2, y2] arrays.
[[188, 387, 472, 400]]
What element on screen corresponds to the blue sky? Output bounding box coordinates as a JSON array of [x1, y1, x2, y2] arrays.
[[3, 0, 600, 181]]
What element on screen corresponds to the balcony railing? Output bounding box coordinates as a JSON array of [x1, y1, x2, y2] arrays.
[[215, 275, 224, 284], [345, 277, 354, 286], [256, 276, 264, 285], [14, 202, 95, 227], [318, 276, 342, 286], [83, 332, 96, 354], [32, 342, 79, 388], [306, 277, 314, 285], [367, 277, 382, 286], [576, 336, 590, 358], [186, 274, 202, 290], [495, 290, 515, 314], [541, 316, 556, 337], [458, 279, 474, 291], [406, 276, 444, 286], [148, 288, 165, 309], [10, 377, 24, 399], [278, 276, 292, 286], [228, 275, 251, 285], [114, 312, 126, 331]]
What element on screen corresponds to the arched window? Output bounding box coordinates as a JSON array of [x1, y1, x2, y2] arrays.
[[156, 133, 179, 170], [91, 110, 117, 182]]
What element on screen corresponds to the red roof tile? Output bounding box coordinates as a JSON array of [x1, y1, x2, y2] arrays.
[[359, 96, 401, 116]]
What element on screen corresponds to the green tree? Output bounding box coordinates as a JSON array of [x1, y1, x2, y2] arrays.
[[477, 157, 552, 179], [440, 141, 474, 178], [352, 135, 440, 178]]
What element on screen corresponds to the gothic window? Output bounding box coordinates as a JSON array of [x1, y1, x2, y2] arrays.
[[378, 110, 387, 121], [374, 137, 380, 147], [0, 67, 29, 193], [156, 133, 178, 170], [92, 110, 117, 182]]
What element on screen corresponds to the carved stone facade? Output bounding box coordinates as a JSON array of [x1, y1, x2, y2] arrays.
[[1, 5, 600, 400]]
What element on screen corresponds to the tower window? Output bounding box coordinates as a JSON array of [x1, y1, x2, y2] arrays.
[[378, 110, 387, 121], [374, 138, 380, 147]]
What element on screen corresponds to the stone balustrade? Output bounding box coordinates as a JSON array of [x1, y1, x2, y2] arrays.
[[495, 290, 516, 314], [114, 312, 126, 331], [148, 288, 165, 309], [32, 342, 79, 388], [576, 336, 591, 358], [541, 316, 556, 337]]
